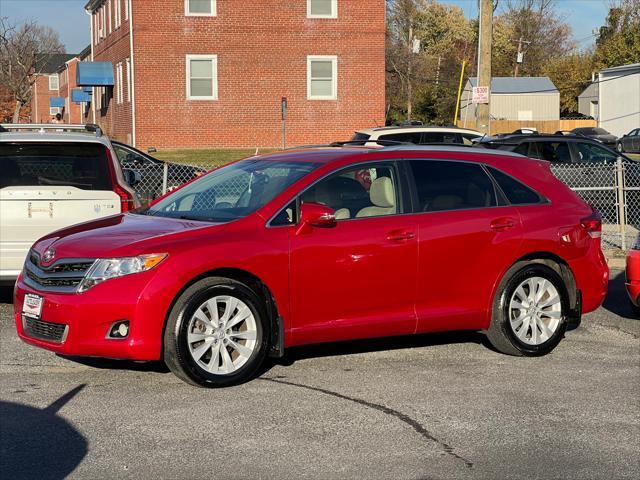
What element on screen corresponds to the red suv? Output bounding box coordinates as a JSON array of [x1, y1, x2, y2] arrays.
[[14, 146, 609, 387]]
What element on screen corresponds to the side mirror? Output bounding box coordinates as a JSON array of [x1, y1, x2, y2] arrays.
[[297, 202, 336, 234], [123, 168, 142, 187]]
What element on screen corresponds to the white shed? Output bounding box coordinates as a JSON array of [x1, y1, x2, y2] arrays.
[[460, 77, 560, 123], [598, 63, 640, 137]]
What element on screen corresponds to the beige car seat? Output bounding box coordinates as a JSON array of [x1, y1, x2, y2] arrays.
[[356, 177, 396, 217]]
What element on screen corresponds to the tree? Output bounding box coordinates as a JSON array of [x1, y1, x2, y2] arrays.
[[543, 53, 594, 114], [492, 0, 574, 77], [594, 0, 640, 68], [0, 18, 64, 123], [386, 0, 474, 124]]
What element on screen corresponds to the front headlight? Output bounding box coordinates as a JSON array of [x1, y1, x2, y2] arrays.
[[77, 253, 168, 292]]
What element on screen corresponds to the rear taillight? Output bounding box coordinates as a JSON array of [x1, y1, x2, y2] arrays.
[[105, 146, 135, 212], [580, 210, 602, 239], [114, 184, 135, 212]]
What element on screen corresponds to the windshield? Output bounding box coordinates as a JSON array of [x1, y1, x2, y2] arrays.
[[138, 158, 319, 222]]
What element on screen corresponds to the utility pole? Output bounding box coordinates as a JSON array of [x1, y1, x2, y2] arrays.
[[407, 24, 413, 122], [476, 0, 493, 134], [513, 37, 531, 77]]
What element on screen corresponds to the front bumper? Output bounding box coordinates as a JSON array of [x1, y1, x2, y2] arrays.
[[13, 270, 166, 361]]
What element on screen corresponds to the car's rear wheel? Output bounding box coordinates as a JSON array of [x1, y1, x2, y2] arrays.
[[487, 262, 569, 356], [164, 277, 269, 387]]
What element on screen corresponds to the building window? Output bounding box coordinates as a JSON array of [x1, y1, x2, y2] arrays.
[[126, 57, 131, 102], [185, 0, 216, 16], [49, 74, 59, 91], [124, 0, 129, 21], [307, 56, 337, 100], [116, 63, 124, 104], [50, 107, 60, 116], [115, 0, 121, 28], [108, 0, 112, 34], [186, 55, 218, 100], [307, 0, 337, 18]]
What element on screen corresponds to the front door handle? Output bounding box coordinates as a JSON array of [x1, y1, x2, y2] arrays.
[[490, 218, 515, 231], [387, 230, 415, 241]]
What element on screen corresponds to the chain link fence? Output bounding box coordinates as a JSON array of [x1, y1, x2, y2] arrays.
[[551, 158, 638, 250], [121, 157, 639, 250]]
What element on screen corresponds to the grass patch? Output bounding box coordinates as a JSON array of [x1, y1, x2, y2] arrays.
[[153, 148, 277, 168]]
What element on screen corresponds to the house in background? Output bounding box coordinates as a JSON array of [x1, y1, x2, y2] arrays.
[[83, 0, 386, 150], [459, 77, 560, 124], [30, 53, 76, 123], [598, 63, 640, 137], [578, 82, 598, 119], [56, 46, 92, 124]]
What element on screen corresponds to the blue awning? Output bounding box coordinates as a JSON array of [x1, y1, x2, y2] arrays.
[[50, 97, 66, 108], [71, 89, 92, 103], [77, 62, 114, 86]]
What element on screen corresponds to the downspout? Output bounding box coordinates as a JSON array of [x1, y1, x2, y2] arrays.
[[128, 0, 136, 146], [67, 62, 71, 123]]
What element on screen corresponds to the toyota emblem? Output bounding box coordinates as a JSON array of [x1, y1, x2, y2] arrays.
[[42, 248, 56, 263]]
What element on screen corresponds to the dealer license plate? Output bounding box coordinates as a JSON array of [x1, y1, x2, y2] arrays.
[[22, 294, 43, 319]]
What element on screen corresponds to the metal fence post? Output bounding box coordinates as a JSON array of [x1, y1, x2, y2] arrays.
[[162, 162, 169, 195], [616, 158, 626, 250]]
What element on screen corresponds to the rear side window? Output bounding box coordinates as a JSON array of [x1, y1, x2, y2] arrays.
[[487, 167, 543, 205], [0, 143, 112, 190], [420, 132, 459, 144], [351, 132, 371, 142], [533, 141, 572, 163], [378, 132, 422, 144], [409, 160, 497, 212]]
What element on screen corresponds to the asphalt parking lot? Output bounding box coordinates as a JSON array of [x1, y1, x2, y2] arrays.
[[1, 269, 638, 480]]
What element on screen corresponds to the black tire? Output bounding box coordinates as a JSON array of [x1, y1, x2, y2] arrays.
[[617, 143, 624, 153], [164, 277, 269, 387], [486, 262, 570, 356], [630, 300, 640, 318]]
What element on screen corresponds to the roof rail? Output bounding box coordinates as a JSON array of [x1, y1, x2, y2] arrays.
[[0, 123, 103, 137]]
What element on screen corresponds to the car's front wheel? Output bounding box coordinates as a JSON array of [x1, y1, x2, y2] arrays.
[[164, 277, 269, 387], [617, 143, 624, 153], [487, 262, 569, 356]]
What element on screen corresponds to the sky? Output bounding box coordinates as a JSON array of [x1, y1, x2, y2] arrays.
[[0, 0, 611, 53]]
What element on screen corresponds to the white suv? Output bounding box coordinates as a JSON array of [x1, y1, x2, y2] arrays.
[[0, 124, 140, 282], [352, 125, 483, 146]]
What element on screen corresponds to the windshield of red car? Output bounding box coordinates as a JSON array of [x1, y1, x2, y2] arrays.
[[137, 158, 320, 222]]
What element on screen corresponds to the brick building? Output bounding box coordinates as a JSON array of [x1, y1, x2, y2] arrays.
[[84, 0, 385, 149], [30, 53, 76, 123]]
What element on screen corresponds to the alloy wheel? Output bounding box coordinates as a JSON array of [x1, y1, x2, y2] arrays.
[[508, 277, 562, 345], [186, 295, 258, 374]]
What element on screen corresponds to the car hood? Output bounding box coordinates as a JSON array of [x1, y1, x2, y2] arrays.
[[34, 212, 226, 260]]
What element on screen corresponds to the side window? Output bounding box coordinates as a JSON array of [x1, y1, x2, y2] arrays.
[[513, 142, 531, 157], [378, 132, 421, 144], [409, 160, 497, 212], [420, 132, 458, 144], [535, 141, 572, 163], [488, 167, 543, 205], [271, 200, 297, 227], [301, 164, 399, 219], [574, 142, 618, 163]]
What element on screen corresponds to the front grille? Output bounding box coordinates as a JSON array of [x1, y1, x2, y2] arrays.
[[23, 251, 95, 293], [23, 316, 68, 343]]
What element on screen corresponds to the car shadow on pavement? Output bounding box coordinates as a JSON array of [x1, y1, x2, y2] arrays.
[[274, 330, 488, 367], [0, 385, 88, 480], [59, 355, 171, 373], [0, 285, 14, 304], [602, 270, 638, 320]]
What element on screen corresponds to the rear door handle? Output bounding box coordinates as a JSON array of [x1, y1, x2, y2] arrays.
[[386, 230, 416, 241], [490, 218, 515, 231]]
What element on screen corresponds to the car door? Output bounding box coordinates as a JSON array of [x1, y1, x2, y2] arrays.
[[631, 129, 640, 152], [407, 159, 523, 332], [288, 161, 418, 345]]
